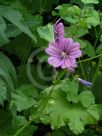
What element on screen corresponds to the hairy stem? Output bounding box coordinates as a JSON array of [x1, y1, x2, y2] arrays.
[[92, 57, 101, 83], [94, 29, 102, 49], [77, 53, 102, 63], [79, 58, 87, 80], [14, 70, 66, 136], [14, 112, 41, 136]]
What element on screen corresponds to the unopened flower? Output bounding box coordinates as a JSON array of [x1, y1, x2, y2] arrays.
[[78, 78, 93, 87], [54, 19, 64, 40], [45, 38, 82, 72]]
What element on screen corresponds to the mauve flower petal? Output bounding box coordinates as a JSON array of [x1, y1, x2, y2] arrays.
[[45, 42, 61, 56], [54, 21, 64, 40], [54, 18, 61, 25], [69, 58, 77, 67], [69, 50, 82, 58], [45, 47, 60, 57], [61, 59, 70, 69], [66, 38, 73, 51], [55, 23, 64, 33], [61, 61, 66, 69], [73, 42, 80, 48], [48, 57, 62, 67], [69, 42, 80, 52], [57, 38, 68, 51], [67, 67, 75, 73]]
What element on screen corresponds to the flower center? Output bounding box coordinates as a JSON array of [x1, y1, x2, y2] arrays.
[[61, 52, 67, 57]]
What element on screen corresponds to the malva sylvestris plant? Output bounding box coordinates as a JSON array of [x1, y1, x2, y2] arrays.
[[14, 20, 100, 136], [1, 1, 102, 136]]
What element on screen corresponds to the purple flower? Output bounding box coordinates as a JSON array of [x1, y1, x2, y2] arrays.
[[45, 38, 82, 72], [78, 78, 93, 87], [54, 19, 64, 40]]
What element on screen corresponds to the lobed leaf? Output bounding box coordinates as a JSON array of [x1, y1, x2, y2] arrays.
[[81, 0, 99, 4], [37, 23, 54, 42]]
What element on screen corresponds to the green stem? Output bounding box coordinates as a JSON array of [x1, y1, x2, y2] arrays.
[[77, 53, 102, 63], [79, 58, 87, 80], [53, 69, 67, 84], [40, 0, 47, 14], [94, 29, 102, 49], [92, 57, 101, 83], [14, 112, 41, 136], [14, 70, 66, 136]]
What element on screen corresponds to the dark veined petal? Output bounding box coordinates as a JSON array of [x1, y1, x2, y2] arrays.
[[69, 58, 77, 68], [54, 19, 64, 40], [48, 56, 62, 67], [61, 59, 71, 69], [69, 50, 82, 58], [66, 38, 73, 51], [57, 38, 73, 52], [69, 42, 82, 58], [45, 43, 61, 56], [69, 42, 80, 53], [72, 42, 80, 49]]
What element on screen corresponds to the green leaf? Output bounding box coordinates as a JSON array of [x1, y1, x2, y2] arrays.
[[11, 84, 37, 111], [86, 17, 99, 28], [40, 85, 99, 135], [0, 78, 7, 105], [58, 4, 81, 24], [96, 43, 102, 54], [99, 34, 102, 42], [75, 39, 87, 49], [37, 23, 54, 42], [0, 5, 36, 42], [0, 109, 37, 136], [24, 14, 42, 29], [65, 26, 88, 38], [18, 84, 38, 99], [81, 0, 99, 4], [4, 34, 31, 63], [78, 91, 95, 108], [97, 104, 102, 120], [84, 8, 100, 28], [6, 15, 42, 38], [92, 76, 102, 103], [0, 16, 9, 46], [61, 79, 79, 103], [0, 109, 12, 135], [52, 129, 65, 136], [11, 115, 37, 136], [84, 41, 95, 57], [75, 27, 88, 38], [11, 92, 36, 112], [11, 115, 27, 133], [6, 24, 21, 38], [0, 52, 17, 91], [20, 125, 37, 136], [57, 4, 100, 28]]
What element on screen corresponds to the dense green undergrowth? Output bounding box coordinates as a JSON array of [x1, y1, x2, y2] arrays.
[[0, 0, 102, 136]]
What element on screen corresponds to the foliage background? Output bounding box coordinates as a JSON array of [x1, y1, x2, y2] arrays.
[[0, 0, 102, 136]]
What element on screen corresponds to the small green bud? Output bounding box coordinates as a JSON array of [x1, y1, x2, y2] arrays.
[[48, 99, 55, 105], [92, 61, 96, 67], [73, 75, 79, 80]]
